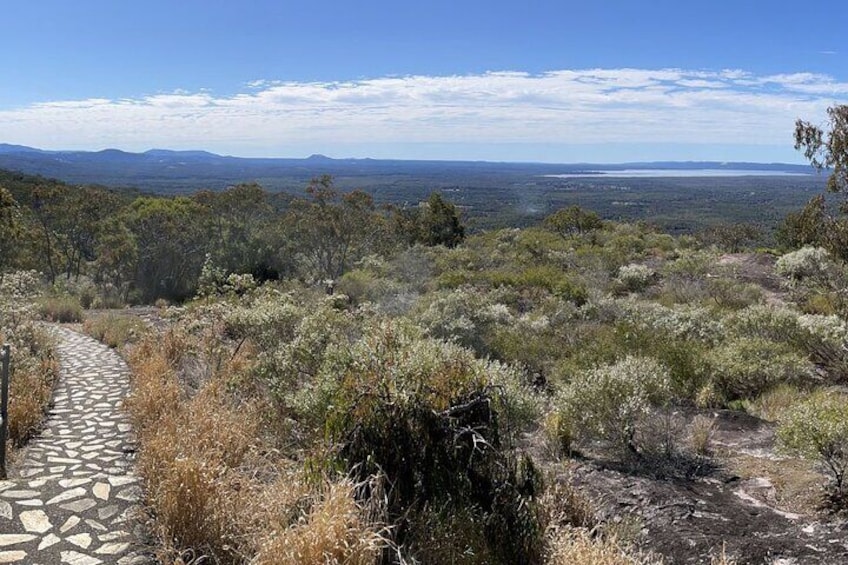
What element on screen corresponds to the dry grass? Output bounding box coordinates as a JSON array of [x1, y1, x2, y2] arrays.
[[124, 327, 387, 564], [710, 543, 737, 565], [689, 415, 716, 456], [724, 453, 822, 516], [747, 384, 808, 423], [128, 334, 261, 561], [84, 313, 146, 348], [6, 345, 59, 446], [252, 479, 388, 565], [545, 527, 664, 565], [37, 294, 84, 323], [540, 477, 597, 530]]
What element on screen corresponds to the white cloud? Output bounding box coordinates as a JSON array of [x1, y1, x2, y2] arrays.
[[1, 68, 845, 158]]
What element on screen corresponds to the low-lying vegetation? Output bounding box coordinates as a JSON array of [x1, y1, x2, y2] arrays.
[[93, 203, 848, 563], [0, 271, 59, 449]]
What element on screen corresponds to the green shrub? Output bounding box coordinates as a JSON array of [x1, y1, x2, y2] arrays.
[[705, 278, 763, 310], [615, 263, 656, 293], [777, 390, 848, 498], [775, 246, 833, 283], [554, 356, 671, 456], [296, 319, 543, 563], [705, 338, 814, 401]]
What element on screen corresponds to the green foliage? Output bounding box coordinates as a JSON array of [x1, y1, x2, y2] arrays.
[[302, 320, 543, 563], [124, 196, 209, 302], [615, 263, 656, 293], [544, 206, 603, 239], [704, 338, 813, 402], [554, 356, 671, 455], [394, 192, 466, 248], [288, 175, 388, 282], [778, 390, 848, 497], [795, 104, 848, 194], [0, 185, 22, 271], [696, 222, 762, 252], [196, 254, 257, 299], [775, 246, 834, 283]]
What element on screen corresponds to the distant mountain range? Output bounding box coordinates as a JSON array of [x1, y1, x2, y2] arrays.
[[0, 143, 816, 194]]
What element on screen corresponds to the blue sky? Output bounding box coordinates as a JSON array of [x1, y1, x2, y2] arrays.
[[2, 0, 846, 162]]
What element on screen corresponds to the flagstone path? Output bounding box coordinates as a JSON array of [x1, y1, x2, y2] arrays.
[[0, 326, 152, 564]]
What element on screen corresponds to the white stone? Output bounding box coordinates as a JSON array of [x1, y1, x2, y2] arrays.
[[60, 515, 81, 533], [59, 479, 91, 489], [97, 531, 128, 542], [95, 542, 130, 555], [107, 476, 137, 487], [0, 490, 39, 499], [13, 500, 42, 507], [60, 551, 102, 565], [38, 534, 61, 550], [115, 486, 140, 502], [91, 483, 112, 500], [67, 533, 92, 549], [46, 487, 87, 505], [85, 519, 107, 531], [0, 551, 27, 563], [60, 499, 96, 513], [97, 505, 119, 520], [0, 535, 36, 547], [19, 510, 51, 533], [0, 501, 11, 520]]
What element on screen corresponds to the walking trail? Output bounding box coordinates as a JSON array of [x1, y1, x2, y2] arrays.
[[0, 326, 150, 564]]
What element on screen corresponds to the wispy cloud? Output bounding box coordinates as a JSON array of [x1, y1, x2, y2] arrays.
[[1, 68, 845, 158]]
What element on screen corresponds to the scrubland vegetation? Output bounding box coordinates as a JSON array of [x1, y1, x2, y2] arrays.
[[2, 108, 848, 562], [77, 216, 848, 563]]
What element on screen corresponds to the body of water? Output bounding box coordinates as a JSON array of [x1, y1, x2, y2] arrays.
[[544, 169, 811, 178]]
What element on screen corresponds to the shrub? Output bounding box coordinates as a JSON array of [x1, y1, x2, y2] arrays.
[[297, 320, 543, 563], [615, 263, 656, 293], [726, 305, 802, 343], [554, 356, 671, 455], [777, 390, 848, 498], [704, 278, 763, 310], [414, 286, 496, 354], [705, 338, 814, 402], [84, 313, 147, 348], [775, 246, 833, 282], [36, 294, 84, 323], [617, 299, 725, 344]]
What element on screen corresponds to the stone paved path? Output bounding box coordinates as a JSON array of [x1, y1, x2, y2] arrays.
[[0, 326, 151, 564]]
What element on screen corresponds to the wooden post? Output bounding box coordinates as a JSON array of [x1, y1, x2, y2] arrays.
[[0, 344, 9, 480]]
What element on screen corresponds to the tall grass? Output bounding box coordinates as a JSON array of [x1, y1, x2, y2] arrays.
[[124, 329, 388, 564]]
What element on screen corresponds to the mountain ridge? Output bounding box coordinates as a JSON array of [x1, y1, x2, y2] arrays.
[[0, 143, 816, 194]]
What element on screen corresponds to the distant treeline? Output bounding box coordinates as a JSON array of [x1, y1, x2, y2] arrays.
[[0, 170, 464, 302]]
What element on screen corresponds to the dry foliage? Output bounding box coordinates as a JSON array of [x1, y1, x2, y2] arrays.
[[545, 527, 663, 565], [252, 479, 388, 565], [6, 347, 59, 446], [125, 327, 386, 564], [688, 415, 716, 456]]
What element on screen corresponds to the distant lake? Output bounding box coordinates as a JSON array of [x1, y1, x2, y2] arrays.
[[544, 169, 811, 178]]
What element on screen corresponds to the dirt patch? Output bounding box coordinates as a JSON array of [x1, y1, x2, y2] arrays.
[[716, 253, 788, 307], [540, 408, 848, 564]]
